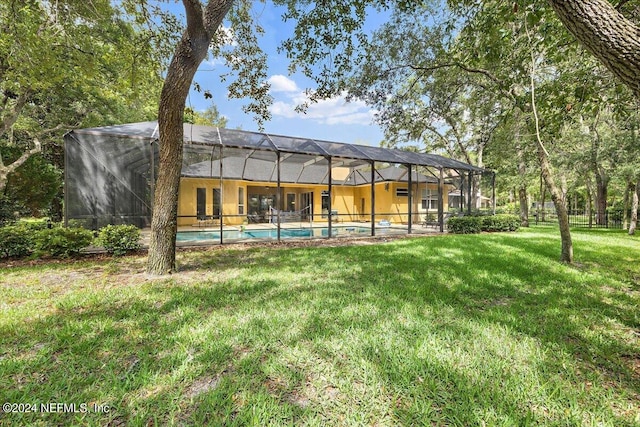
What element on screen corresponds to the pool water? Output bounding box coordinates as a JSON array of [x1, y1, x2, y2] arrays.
[[176, 226, 373, 242]]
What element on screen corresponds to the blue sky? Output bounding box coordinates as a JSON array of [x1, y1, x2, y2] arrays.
[[181, 2, 387, 146]]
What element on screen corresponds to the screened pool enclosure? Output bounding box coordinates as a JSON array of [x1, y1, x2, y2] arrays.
[[64, 122, 492, 243]]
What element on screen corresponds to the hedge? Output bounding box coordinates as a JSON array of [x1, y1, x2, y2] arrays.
[[0, 225, 37, 258], [447, 216, 483, 234], [96, 224, 141, 256], [448, 214, 520, 234], [34, 227, 94, 258]]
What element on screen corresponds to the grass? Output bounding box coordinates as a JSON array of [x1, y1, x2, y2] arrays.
[[0, 227, 639, 426]]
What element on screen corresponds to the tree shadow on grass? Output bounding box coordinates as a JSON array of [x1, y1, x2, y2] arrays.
[[1, 231, 639, 425]]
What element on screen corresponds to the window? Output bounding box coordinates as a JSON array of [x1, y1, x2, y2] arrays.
[[212, 188, 221, 219], [321, 190, 330, 217], [238, 187, 245, 215], [196, 188, 206, 219], [286, 193, 296, 211], [421, 188, 439, 210], [396, 188, 409, 197], [321, 191, 330, 211]]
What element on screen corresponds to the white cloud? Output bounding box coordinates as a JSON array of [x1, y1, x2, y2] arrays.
[[203, 57, 224, 67], [268, 76, 376, 126], [267, 75, 299, 93]]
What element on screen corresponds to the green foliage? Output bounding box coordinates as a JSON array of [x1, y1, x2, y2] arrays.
[[0, 224, 37, 259], [0, 194, 20, 226], [448, 214, 520, 234], [481, 214, 520, 232], [0, 0, 167, 200], [96, 224, 141, 256], [447, 216, 483, 234], [184, 104, 228, 128], [34, 227, 94, 258], [1, 148, 62, 217]]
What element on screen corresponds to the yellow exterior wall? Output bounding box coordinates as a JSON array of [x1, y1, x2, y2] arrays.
[[178, 178, 245, 226], [178, 177, 451, 226]]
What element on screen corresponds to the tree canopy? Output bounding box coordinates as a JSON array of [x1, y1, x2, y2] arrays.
[[0, 0, 168, 217]]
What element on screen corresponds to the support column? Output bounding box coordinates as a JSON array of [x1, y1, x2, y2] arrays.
[[327, 156, 332, 239], [277, 152, 282, 241], [64, 138, 70, 227], [407, 164, 413, 234], [149, 140, 156, 211], [467, 171, 473, 215], [491, 172, 496, 215], [371, 162, 376, 236], [438, 168, 445, 232], [459, 174, 464, 212], [219, 146, 224, 245]]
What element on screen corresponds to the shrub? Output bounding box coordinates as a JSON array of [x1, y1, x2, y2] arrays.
[[447, 216, 483, 234], [0, 195, 19, 227], [447, 214, 520, 234], [481, 214, 520, 232], [35, 227, 94, 258], [0, 225, 37, 259], [18, 218, 51, 232], [96, 224, 141, 256]]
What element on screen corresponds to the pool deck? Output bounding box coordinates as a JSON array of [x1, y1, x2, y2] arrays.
[[140, 221, 442, 247]]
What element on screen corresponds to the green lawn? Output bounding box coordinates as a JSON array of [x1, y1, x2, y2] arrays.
[[1, 227, 639, 426]]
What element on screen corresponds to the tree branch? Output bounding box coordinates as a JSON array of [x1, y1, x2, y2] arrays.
[[0, 138, 42, 192], [0, 90, 30, 138], [384, 62, 518, 103], [548, 0, 640, 97], [182, 0, 205, 37]]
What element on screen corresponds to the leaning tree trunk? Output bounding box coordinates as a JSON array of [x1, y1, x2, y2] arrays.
[[548, 0, 640, 98], [528, 44, 572, 263], [629, 180, 639, 236], [147, 0, 234, 275], [537, 146, 573, 262]]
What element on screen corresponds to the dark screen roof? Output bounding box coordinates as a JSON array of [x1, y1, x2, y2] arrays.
[[71, 121, 484, 172]]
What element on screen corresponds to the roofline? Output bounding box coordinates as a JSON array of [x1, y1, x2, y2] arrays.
[[71, 121, 487, 172]]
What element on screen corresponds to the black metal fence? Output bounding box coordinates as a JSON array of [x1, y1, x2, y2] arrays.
[[533, 209, 623, 229]]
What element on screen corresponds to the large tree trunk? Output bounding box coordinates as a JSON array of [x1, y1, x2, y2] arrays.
[[147, 0, 233, 275], [548, 0, 640, 98], [595, 175, 608, 226], [630, 180, 639, 236]]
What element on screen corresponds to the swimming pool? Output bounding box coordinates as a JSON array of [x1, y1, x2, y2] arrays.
[[176, 226, 374, 242]]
